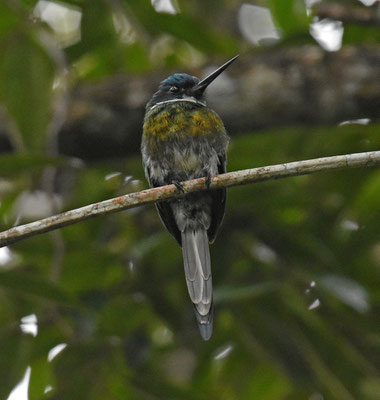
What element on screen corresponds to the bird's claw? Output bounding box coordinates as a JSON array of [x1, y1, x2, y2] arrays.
[[205, 174, 212, 189], [173, 180, 185, 193]]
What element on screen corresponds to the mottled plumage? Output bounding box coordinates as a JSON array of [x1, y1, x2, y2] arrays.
[[141, 57, 237, 340]]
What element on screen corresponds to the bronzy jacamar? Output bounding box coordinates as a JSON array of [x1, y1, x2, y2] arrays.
[[141, 56, 238, 340]]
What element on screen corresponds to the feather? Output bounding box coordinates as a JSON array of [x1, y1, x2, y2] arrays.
[[207, 155, 227, 243], [156, 201, 182, 245], [182, 229, 213, 340]]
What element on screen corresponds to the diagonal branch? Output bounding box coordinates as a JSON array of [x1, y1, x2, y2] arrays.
[[1, 150, 379, 248]]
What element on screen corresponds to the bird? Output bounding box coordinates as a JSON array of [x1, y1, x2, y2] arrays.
[[141, 56, 238, 340]]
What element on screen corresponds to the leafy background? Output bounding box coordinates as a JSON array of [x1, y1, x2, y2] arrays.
[[0, 0, 380, 399]]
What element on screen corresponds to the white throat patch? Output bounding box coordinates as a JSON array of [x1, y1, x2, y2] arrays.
[[150, 97, 207, 112]]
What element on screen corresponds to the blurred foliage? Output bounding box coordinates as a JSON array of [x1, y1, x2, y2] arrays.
[[1, 0, 380, 399]]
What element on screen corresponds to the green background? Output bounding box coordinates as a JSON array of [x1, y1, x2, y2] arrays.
[[0, 0, 380, 399]]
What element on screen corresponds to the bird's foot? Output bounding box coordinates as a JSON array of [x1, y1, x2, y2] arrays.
[[205, 174, 212, 189], [172, 180, 185, 193]]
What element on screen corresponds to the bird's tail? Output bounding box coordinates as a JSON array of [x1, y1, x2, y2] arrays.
[[181, 229, 213, 340]]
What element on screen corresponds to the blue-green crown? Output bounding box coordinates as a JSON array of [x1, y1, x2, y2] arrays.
[[147, 73, 201, 109], [164, 74, 199, 87]]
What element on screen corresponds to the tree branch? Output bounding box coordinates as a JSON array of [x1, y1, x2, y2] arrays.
[[1, 150, 379, 248]]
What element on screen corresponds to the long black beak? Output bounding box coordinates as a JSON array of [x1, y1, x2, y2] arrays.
[[192, 55, 239, 97]]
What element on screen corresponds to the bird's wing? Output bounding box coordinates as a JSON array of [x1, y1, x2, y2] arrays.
[[145, 165, 182, 246], [155, 201, 182, 245], [207, 154, 227, 243]]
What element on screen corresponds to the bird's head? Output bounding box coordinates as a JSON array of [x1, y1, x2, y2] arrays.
[[147, 55, 239, 109]]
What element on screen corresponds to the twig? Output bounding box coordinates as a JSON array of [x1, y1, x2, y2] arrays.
[[1, 150, 379, 248]]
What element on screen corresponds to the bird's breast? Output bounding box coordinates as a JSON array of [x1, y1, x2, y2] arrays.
[[142, 102, 228, 182], [174, 148, 198, 169], [143, 102, 225, 144]]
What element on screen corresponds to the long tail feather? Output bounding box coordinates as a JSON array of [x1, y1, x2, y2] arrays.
[[182, 229, 213, 340]]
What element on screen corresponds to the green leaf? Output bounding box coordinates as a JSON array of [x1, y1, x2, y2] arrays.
[[29, 358, 54, 400], [0, 31, 56, 152], [66, 0, 151, 78], [268, 0, 310, 35], [0, 2, 20, 36]]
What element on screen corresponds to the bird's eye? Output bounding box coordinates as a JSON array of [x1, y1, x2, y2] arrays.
[[169, 86, 179, 93]]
